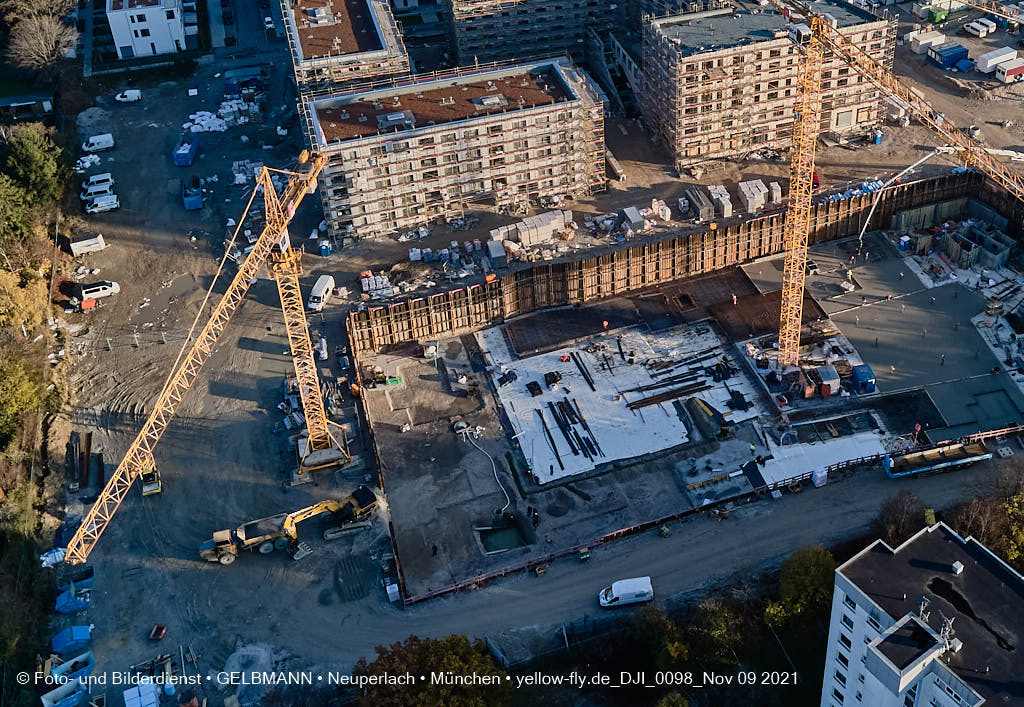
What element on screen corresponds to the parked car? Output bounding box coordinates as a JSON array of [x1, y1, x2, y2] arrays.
[[598, 577, 654, 608], [264, 16, 274, 30], [77, 281, 120, 300], [81, 133, 115, 153], [114, 90, 141, 103], [81, 173, 114, 191], [84, 194, 120, 214], [81, 183, 115, 201]]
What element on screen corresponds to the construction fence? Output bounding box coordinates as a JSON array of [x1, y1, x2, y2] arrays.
[[349, 172, 1021, 354]]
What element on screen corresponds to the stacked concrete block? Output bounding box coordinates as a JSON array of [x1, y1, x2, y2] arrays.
[[769, 181, 783, 204], [707, 185, 733, 218], [739, 179, 769, 212], [489, 210, 574, 247]]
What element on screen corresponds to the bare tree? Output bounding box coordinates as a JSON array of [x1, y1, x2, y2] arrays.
[[948, 497, 1008, 549], [6, 15, 77, 70], [0, 0, 74, 23], [872, 490, 926, 547]]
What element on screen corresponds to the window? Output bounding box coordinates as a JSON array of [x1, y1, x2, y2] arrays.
[[130, 15, 135, 22], [833, 688, 844, 704], [133, 29, 139, 37], [856, 693, 863, 702], [841, 614, 854, 630], [165, 9, 174, 18], [140, 28, 150, 36], [839, 634, 852, 650], [135, 13, 146, 21], [835, 670, 846, 687], [843, 595, 856, 611], [836, 652, 849, 669], [867, 617, 881, 632]]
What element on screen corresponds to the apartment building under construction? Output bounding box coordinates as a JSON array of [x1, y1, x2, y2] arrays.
[[306, 57, 607, 239], [642, 4, 896, 171], [282, 0, 409, 93], [441, 0, 626, 65]]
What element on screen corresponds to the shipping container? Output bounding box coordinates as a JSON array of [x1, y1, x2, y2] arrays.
[[977, 46, 1017, 73], [928, 41, 969, 69], [996, 57, 1024, 82]]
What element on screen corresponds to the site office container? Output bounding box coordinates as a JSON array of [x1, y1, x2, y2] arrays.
[[996, 57, 1024, 82], [977, 46, 1017, 73], [928, 41, 969, 69]]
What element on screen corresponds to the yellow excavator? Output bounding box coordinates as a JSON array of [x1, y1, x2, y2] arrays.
[[198, 487, 377, 564]]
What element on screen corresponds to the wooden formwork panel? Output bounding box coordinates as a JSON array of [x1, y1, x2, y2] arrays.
[[348, 173, 999, 354]]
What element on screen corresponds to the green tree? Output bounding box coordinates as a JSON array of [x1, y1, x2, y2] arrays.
[[656, 692, 690, 707], [687, 599, 741, 664], [765, 545, 836, 626], [0, 176, 32, 249], [353, 634, 511, 707], [3, 126, 65, 205], [872, 490, 925, 547], [1003, 493, 1024, 570], [629, 605, 689, 670], [0, 348, 41, 456]]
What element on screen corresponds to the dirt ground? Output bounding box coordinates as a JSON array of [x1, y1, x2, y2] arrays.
[[47, 12, 1024, 700]]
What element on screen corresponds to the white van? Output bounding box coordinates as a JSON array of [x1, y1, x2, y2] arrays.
[[81, 173, 114, 191], [85, 194, 120, 214], [598, 577, 654, 608], [307, 274, 335, 312], [77, 281, 120, 300], [82, 134, 115, 153], [977, 18, 997, 33], [81, 183, 114, 201]]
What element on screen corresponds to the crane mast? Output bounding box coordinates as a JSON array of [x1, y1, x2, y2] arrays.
[[65, 151, 337, 565], [775, 2, 1024, 368]]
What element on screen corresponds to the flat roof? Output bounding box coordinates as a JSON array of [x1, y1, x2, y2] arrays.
[[650, 2, 877, 56], [109, 0, 161, 9], [840, 523, 1024, 704], [290, 0, 383, 60], [875, 616, 939, 671], [312, 62, 575, 144]]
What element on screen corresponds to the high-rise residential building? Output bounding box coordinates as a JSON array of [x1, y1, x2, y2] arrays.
[[106, 0, 186, 59], [282, 0, 410, 93], [304, 57, 606, 239], [440, 0, 626, 66], [641, 5, 895, 172], [820, 522, 1024, 707]]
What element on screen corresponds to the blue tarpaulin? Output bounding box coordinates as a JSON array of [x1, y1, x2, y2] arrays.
[[52, 626, 92, 656]]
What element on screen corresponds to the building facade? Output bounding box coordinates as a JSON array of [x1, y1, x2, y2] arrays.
[[441, 0, 626, 66], [641, 5, 895, 171], [106, 0, 185, 59], [282, 0, 409, 93], [820, 522, 1024, 707], [306, 57, 606, 239]]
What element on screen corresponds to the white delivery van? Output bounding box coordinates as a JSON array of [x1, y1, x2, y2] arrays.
[[80, 183, 114, 201], [977, 18, 997, 33], [307, 274, 335, 312], [114, 89, 142, 103], [81, 133, 115, 152], [84, 194, 119, 214], [598, 577, 654, 608], [78, 281, 120, 300], [81, 173, 114, 191]]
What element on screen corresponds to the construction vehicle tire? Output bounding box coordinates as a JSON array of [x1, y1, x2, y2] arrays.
[[258, 541, 274, 554], [218, 553, 236, 565], [274, 538, 289, 551]]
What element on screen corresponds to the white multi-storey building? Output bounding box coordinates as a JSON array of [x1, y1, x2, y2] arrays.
[[306, 57, 606, 239], [106, 0, 185, 60], [820, 522, 1024, 707]]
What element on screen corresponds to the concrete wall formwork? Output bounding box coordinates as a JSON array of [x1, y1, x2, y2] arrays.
[[348, 172, 1014, 353]]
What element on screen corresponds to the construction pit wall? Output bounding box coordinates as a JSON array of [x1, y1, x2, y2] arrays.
[[306, 57, 607, 241], [347, 172, 1024, 355], [640, 6, 896, 171], [282, 0, 410, 94]]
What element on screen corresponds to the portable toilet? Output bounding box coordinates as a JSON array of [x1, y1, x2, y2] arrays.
[[851, 364, 876, 394]]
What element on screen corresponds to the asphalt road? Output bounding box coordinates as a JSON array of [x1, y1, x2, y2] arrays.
[[295, 458, 997, 671]]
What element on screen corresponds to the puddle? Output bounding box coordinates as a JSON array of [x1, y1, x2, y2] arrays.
[[476, 525, 527, 554]]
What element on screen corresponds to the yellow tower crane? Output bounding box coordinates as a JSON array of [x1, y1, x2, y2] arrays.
[[64, 150, 348, 565], [774, 3, 1024, 367]]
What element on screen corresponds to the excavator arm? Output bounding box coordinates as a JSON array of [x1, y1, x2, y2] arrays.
[[64, 152, 328, 565], [280, 500, 344, 538]]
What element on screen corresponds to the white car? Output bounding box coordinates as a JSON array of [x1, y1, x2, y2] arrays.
[[114, 89, 141, 103], [263, 16, 274, 30]]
